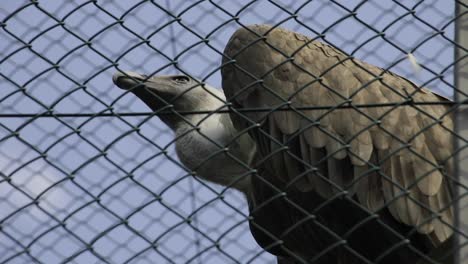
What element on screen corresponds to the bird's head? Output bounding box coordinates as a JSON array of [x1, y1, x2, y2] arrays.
[[112, 71, 225, 129], [113, 71, 255, 193]]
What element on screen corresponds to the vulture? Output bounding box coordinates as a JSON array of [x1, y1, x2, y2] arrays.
[[113, 24, 455, 264]]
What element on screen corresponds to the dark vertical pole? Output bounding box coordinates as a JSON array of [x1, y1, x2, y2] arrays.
[[455, 1, 468, 264]]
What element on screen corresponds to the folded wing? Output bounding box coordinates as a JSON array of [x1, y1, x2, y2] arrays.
[[221, 24, 454, 246]]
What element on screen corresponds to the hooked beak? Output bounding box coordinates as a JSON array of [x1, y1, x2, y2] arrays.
[[112, 71, 147, 90], [112, 71, 176, 114]]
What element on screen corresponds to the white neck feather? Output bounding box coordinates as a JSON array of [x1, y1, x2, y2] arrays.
[[172, 86, 253, 194]]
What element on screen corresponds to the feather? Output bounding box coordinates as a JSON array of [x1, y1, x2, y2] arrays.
[[325, 131, 347, 159], [368, 167, 384, 212], [354, 164, 369, 205], [390, 153, 412, 225], [371, 129, 391, 150], [413, 145, 443, 196], [349, 131, 373, 166], [408, 53, 422, 74], [432, 182, 453, 243], [301, 121, 328, 148], [268, 116, 288, 184], [416, 193, 435, 234], [399, 155, 421, 226], [298, 134, 315, 191], [308, 146, 335, 197], [274, 111, 301, 135], [283, 134, 308, 192]]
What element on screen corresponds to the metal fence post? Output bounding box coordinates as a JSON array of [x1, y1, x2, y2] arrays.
[[456, 1, 468, 264]]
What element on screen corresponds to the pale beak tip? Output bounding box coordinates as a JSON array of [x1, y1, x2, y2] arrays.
[[112, 71, 145, 89]]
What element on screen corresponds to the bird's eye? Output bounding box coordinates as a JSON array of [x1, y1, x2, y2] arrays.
[[172, 76, 190, 84]]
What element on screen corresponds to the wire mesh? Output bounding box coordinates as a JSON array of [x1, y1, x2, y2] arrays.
[[0, 1, 464, 264]]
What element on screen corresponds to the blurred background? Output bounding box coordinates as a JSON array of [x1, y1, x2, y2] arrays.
[[0, 1, 456, 263]]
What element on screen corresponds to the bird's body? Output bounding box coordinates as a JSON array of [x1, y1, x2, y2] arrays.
[[113, 24, 455, 264], [221, 25, 454, 263]]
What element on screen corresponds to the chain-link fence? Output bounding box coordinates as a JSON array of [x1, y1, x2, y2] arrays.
[[0, 1, 465, 263]]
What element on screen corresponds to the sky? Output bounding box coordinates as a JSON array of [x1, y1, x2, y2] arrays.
[[0, 1, 456, 264]]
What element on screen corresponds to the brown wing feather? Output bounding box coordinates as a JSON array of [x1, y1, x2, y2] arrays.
[[222, 24, 454, 247]]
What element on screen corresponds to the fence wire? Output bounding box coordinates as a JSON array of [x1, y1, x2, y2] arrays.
[[0, 1, 465, 264]]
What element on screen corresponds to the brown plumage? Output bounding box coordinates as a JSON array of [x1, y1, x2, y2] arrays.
[[222, 25, 454, 264]]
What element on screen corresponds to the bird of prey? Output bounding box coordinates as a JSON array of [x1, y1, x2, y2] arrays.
[[221, 25, 454, 264], [113, 24, 454, 264]]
